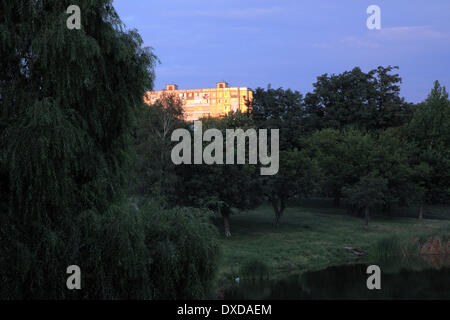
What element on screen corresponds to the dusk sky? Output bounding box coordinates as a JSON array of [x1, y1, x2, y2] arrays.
[[114, 0, 450, 103]]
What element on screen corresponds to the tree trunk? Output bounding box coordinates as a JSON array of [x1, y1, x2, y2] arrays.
[[333, 195, 341, 207], [364, 207, 370, 228], [274, 209, 281, 227], [418, 202, 424, 220], [272, 196, 286, 227], [222, 211, 231, 237], [383, 203, 392, 216]]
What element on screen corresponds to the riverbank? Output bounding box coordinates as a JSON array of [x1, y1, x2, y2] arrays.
[[214, 201, 450, 283]]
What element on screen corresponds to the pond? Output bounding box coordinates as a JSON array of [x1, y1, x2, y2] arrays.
[[222, 258, 450, 300]]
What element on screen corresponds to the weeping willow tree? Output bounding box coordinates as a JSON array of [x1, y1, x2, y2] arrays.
[[0, 1, 219, 299], [1, 0, 156, 219]]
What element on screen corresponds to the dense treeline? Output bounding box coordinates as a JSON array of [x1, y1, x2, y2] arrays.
[[146, 67, 450, 234], [0, 0, 219, 299]]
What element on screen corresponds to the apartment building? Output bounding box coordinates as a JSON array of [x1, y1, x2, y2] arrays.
[[144, 82, 253, 121]]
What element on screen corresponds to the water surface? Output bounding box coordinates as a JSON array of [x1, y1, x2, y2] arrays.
[[224, 259, 450, 300]]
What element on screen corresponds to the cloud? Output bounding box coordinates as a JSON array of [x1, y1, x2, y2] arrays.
[[311, 26, 450, 51], [340, 36, 380, 49], [312, 37, 380, 50], [369, 26, 450, 41], [311, 42, 334, 49]]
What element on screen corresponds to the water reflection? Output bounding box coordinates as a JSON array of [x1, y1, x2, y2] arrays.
[[223, 259, 450, 300]]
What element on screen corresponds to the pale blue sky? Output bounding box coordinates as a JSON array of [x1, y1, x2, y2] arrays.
[[114, 0, 450, 102]]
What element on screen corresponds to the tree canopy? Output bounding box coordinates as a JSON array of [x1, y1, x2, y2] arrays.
[[304, 66, 413, 133]]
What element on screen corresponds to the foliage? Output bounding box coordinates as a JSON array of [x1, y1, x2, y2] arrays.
[[302, 128, 374, 207], [370, 129, 418, 210], [260, 148, 322, 226], [405, 81, 450, 204], [1, 0, 450, 297], [0, 0, 157, 221], [175, 112, 263, 236], [251, 87, 322, 224], [304, 66, 413, 133], [342, 175, 388, 226], [343, 176, 388, 210], [303, 126, 440, 218], [132, 93, 187, 203], [371, 235, 420, 259], [0, 202, 220, 299], [251, 86, 305, 149], [0, 0, 220, 300], [239, 258, 270, 280]]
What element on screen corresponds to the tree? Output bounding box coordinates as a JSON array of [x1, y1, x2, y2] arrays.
[[303, 126, 423, 217], [408, 162, 432, 219], [252, 86, 305, 149], [0, 1, 220, 299], [0, 0, 157, 298], [370, 128, 415, 214], [1, 0, 157, 220], [250, 86, 322, 225], [304, 66, 412, 133], [343, 176, 388, 227], [261, 148, 322, 226], [302, 129, 374, 207], [405, 81, 450, 212], [133, 92, 186, 202], [175, 112, 263, 236]]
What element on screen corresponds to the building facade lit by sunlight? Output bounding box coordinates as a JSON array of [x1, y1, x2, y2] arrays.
[[145, 82, 253, 121]]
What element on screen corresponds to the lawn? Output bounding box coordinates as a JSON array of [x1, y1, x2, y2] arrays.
[[214, 201, 450, 280]]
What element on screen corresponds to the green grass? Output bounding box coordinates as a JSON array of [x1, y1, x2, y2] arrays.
[[390, 204, 450, 220], [214, 202, 450, 281]]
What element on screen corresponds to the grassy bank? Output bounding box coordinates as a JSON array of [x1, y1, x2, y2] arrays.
[[214, 202, 450, 281]]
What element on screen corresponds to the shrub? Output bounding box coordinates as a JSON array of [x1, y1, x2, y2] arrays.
[[371, 235, 419, 259], [239, 259, 270, 281]]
